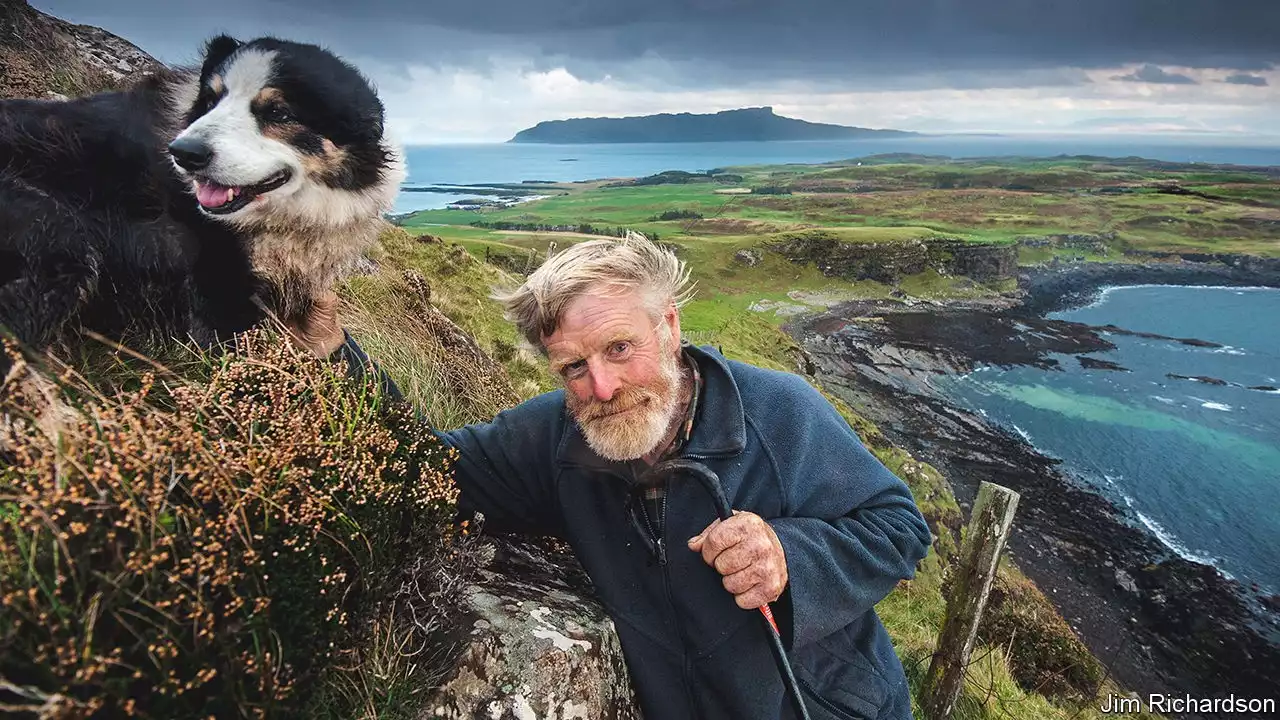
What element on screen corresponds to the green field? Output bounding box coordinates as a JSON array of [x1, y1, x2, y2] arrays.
[[397, 155, 1278, 334], [400, 154, 1280, 259]]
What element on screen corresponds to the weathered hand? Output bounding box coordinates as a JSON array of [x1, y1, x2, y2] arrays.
[[687, 510, 788, 610], [285, 291, 345, 359]]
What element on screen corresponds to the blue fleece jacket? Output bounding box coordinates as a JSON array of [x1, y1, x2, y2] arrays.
[[438, 343, 932, 720]]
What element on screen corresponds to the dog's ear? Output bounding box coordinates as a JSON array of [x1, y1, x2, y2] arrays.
[[200, 34, 242, 79]]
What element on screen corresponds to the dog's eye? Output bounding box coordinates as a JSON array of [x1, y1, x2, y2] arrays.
[[195, 91, 216, 115], [264, 105, 294, 124]]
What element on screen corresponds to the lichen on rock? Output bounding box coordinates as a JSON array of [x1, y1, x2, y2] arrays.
[[425, 536, 640, 720]]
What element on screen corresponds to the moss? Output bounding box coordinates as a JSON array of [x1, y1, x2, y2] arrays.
[[975, 564, 1107, 701]]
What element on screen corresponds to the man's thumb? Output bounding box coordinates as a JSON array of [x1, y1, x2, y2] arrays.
[[688, 518, 717, 550]]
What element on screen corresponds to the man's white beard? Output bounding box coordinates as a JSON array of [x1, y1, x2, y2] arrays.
[[566, 333, 686, 462]]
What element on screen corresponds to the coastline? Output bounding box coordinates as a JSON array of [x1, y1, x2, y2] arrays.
[[1015, 253, 1280, 315], [786, 258, 1280, 718]]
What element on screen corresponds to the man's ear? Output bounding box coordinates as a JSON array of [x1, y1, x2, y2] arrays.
[[665, 302, 681, 347]]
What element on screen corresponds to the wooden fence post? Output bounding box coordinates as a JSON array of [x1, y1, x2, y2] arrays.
[[922, 481, 1020, 720]]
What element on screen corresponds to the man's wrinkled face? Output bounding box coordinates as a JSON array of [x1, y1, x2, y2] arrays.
[[543, 286, 685, 462]]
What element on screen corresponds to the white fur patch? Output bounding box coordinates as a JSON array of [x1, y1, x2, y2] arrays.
[[171, 48, 293, 190], [259, 140, 407, 229]]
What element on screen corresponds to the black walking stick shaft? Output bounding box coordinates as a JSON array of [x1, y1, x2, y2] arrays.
[[648, 459, 812, 720]]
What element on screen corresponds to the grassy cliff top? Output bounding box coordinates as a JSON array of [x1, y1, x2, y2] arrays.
[[401, 154, 1280, 259]]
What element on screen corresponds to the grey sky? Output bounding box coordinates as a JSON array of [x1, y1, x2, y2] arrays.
[[1113, 64, 1199, 85], [29, 0, 1280, 141], [1224, 74, 1270, 87]]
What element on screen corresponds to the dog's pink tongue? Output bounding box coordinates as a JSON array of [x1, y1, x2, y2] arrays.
[[195, 182, 231, 208]]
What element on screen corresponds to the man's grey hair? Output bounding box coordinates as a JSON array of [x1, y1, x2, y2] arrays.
[[493, 231, 694, 353]]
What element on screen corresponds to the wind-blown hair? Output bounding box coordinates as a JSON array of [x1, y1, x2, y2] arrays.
[[493, 231, 694, 353]]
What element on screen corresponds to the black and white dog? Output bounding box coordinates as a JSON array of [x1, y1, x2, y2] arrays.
[[0, 34, 404, 374]]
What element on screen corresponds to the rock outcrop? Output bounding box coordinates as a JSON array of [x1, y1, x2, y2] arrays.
[[1, 0, 162, 99], [925, 237, 1019, 281], [1016, 233, 1114, 254], [1123, 249, 1280, 279], [767, 230, 1019, 284], [734, 248, 763, 266], [767, 230, 928, 284], [425, 536, 640, 720]]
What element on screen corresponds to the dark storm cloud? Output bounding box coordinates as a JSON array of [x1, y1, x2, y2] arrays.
[[1223, 73, 1269, 87], [296, 0, 1280, 71], [30, 0, 1280, 88], [1112, 64, 1198, 85]]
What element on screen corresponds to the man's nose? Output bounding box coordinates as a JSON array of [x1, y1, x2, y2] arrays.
[[168, 136, 214, 172], [589, 365, 621, 403]]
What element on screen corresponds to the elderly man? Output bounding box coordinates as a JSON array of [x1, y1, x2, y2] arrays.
[[295, 234, 931, 719]]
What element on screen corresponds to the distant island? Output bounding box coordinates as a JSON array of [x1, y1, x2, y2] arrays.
[[507, 106, 918, 144]]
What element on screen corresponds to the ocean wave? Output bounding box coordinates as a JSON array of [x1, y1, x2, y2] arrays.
[[1211, 345, 1247, 356], [1011, 424, 1033, 443], [953, 366, 992, 381], [1150, 395, 1176, 404], [1079, 284, 1279, 314], [1201, 401, 1233, 412], [1134, 511, 1231, 576]]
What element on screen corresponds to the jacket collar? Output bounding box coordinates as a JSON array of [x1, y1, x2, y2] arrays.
[[555, 341, 746, 472]]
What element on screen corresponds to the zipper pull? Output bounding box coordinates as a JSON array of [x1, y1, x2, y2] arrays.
[[656, 537, 667, 566]]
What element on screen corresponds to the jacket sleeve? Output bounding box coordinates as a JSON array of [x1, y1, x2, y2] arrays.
[[434, 391, 567, 538], [759, 374, 932, 651]]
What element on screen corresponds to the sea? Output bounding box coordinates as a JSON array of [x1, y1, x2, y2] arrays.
[[391, 134, 1280, 593], [935, 286, 1280, 594], [391, 134, 1280, 214]]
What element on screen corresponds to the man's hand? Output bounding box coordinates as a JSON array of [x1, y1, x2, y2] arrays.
[[687, 510, 788, 610], [285, 291, 346, 359]]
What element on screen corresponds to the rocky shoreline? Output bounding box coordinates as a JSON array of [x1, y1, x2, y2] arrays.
[[787, 258, 1280, 719]]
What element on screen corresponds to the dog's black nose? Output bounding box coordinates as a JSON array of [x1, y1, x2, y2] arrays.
[[168, 137, 213, 171]]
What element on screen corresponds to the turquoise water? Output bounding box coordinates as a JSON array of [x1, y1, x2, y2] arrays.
[[390, 135, 1280, 214], [935, 286, 1280, 593]]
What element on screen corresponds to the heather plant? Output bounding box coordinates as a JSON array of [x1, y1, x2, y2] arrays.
[[0, 330, 466, 718]]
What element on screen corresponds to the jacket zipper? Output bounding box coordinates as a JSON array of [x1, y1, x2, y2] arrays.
[[630, 463, 700, 717], [658, 496, 699, 717]]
